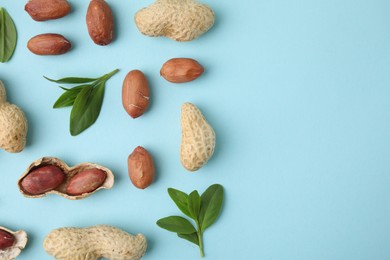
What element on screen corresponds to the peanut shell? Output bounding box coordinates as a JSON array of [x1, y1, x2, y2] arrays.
[[0, 227, 28, 260], [180, 103, 216, 171], [135, 0, 215, 42], [43, 225, 147, 260], [0, 80, 28, 153], [17, 157, 114, 200]]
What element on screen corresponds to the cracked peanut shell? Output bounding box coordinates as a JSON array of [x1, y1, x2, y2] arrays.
[[0, 226, 28, 260], [17, 157, 114, 200]]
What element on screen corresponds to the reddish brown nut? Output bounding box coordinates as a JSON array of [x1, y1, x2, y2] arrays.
[[128, 146, 155, 189], [66, 169, 107, 196], [25, 0, 71, 21], [160, 58, 204, 83], [122, 70, 150, 119], [0, 229, 15, 250], [86, 0, 114, 45], [21, 165, 65, 195], [27, 33, 71, 55]]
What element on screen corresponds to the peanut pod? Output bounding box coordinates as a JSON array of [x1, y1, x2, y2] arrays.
[[18, 157, 114, 200]]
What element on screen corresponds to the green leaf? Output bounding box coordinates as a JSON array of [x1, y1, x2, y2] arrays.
[[0, 7, 17, 63], [53, 85, 90, 108], [178, 233, 199, 245], [44, 76, 97, 84], [168, 188, 192, 218], [199, 184, 224, 232], [59, 84, 89, 91], [70, 82, 105, 136], [53, 89, 82, 108], [156, 216, 196, 234], [188, 190, 201, 220]]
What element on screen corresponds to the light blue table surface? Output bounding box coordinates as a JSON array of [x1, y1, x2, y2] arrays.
[[1, 0, 390, 259]]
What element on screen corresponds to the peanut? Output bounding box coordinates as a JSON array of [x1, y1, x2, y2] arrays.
[[18, 157, 115, 200], [135, 0, 215, 41], [25, 0, 71, 21], [0, 80, 28, 153], [180, 103, 216, 171], [122, 70, 150, 119], [27, 33, 71, 55], [0, 229, 15, 250], [0, 227, 28, 260], [66, 169, 107, 196], [21, 165, 65, 195], [44, 225, 147, 260], [160, 58, 204, 83], [128, 146, 155, 189], [86, 0, 114, 45]]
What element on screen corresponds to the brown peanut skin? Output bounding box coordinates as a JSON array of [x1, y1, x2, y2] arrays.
[[86, 0, 114, 45], [21, 165, 65, 195], [0, 229, 15, 250], [66, 169, 107, 196], [122, 70, 150, 119], [27, 33, 71, 55], [160, 58, 204, 83], [25, 0, 71, 21], [128, 146, 155, 189]]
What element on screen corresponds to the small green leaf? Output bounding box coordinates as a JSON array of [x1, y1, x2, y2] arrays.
[[168, 188, 192, 218], [70, 82, 105, 135], [187, 190, 201, 220], [178, 233, 199, 245], [53, 86, 88, 108], [59, 84, 89, 92], [157, 216, 196, 234], [199, 184, 224, 232], [44, 76, 97, 84], [0, 7, 17, 63]]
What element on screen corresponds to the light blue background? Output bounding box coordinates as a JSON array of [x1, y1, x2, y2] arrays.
[[1, 0, 390, 259]]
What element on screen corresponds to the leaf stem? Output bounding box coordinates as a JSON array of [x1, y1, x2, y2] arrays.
[[198, 229, 204, 257], [196, 220, 205, 257]]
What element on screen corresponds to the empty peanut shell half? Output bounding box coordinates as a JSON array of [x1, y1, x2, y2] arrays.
[[17, 157, 114, 200], [0, 226, 28, 260]]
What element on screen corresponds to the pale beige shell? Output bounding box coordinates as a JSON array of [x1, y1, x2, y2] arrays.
[[0, 226, 28, 260], [134, 0, 215, 42], [43, 225, 147, 260], [180, 103, 215, 171], [17, 157, 114, 200], [0, 80, 28, 153]]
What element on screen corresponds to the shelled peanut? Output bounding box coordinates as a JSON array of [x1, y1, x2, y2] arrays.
[[25, 0, 71, 21], [0, 227, 28, 260], [122, 70, 150, 119], [128, 146, 155, 189], [18, 157, 114, 200], [160, 58, 204, 83], [86, 0, 114, 45], [27, 33, 72, 55]]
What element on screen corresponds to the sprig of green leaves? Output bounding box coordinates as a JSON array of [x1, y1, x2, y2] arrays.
[[157, 184, 224, 257], [45, 69, 119, 136], [0, 7, 17, 63]]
